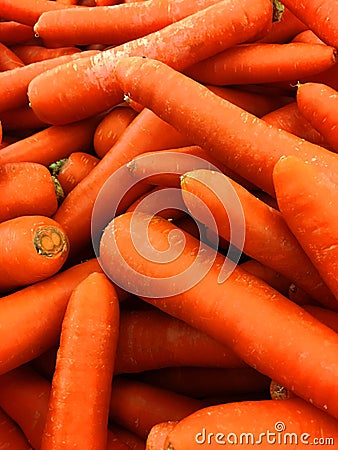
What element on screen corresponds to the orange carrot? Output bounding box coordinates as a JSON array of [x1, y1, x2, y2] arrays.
[[291, 29, 326, 45], [0, 21, 34, 46], [107, 429, 134, 450], [115, 308, 245, 374], [273, 155, 338, 301], [259, 6, 307, 43], [0, 407, 31, 449], [113, 56, 338, 196], [0, 105, 47, 130], [30, 346, 58, 381], [99, 211, 338, 418], [28, 0, 273, 124], [12, 44, 81, 64], [146, 421, 177, 450], [0, 42, 24, 71], [0, 161, 60, 222], [94, 106, 138, 158], [109, 424, 146, 450], [302, 305, 338, 334], [41, 272, 119, 450]]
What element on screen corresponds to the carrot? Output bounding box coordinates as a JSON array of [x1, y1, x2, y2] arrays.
[[262, 102, 332, 150], [164, 398, 338, 449], [31, 346, 58, 381], [0, 50, 98, 115], [269, 380, 295, 400], [146, 421, 177, 450], [96, 0, 121, 5], [0, 407, 31, 449], [0, 161, 61, 222], [34, 0, 222, 47], [109, 378, 204, 439], [281, 0, 338, 48], [291, 29, 326, 45], [0, 215, 69, 293], [50, 152, 99, 195], [258, 6, 307, 43], [94, 106, 138, 158], [0, 21, 34, 46], [184, 43, 337, 86], [56, 0, 78, 5], [0, 365, 50, 450], [0, 115, 100, 166], [113, 56, 338, 196], [302, 305, 338, 334], [28, 0, 273, 124], [12, 44, 81, 64], [41, 272, 119, 450], [0, 42, 24, 71], [273, 155, 338, 301], [115, 308, 245, 374], [0, 105, 47, 130], [180, 168, 337, 309], [109, 424, 145, 450], [99, 211, 338, 418], [296, 82, 338, 153], [107, 429, 135, 450]]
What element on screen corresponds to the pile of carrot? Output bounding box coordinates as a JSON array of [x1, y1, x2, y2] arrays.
[[0, 0, 337, 448]]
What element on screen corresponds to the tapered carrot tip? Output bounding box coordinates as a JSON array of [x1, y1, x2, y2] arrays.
[[34, 225, 68, 257]]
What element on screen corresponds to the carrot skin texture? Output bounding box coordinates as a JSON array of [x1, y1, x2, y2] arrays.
[[0, 407, 31, 449], [0, 42, 25, 71], [273, 156, 338, 301], [99, 212, 338, 419], [28, 0, 273, 124], [12, 44, 81, 64], [258, 6, 307, 43], [0, 105, 47, 130], [0, 22, 35, 46], [114, 57, 338, 195], [41, 272, 120, 450], [146, 421, 177, 450]]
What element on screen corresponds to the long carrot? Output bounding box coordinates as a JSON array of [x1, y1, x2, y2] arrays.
[[0, 42, 24, 71], [41, 272, 119, 450], [180, 168, 337, 309], [28, 0, 273, 124], [0, 407, 31, 449], [164, 398, 338, 449], [113, 56, 338, 196], [0, 21, 34, 46], [12, 44, 81, 64], [0, 161, 60, 222], [115, 308, 246, 374], [296, 82, 338, 153], [273, 155, 338, 301], [34, 0, 222, 47], [99, 211, 338, 418], [184, 43, 337, 86]]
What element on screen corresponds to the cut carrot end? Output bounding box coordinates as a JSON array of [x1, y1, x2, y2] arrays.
[[34, 226, 68, 257], [270, 380, 294, 400]]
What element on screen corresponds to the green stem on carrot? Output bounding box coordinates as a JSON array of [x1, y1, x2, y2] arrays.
[[52, 175, 65, 204], [272, 0, 284, 22]]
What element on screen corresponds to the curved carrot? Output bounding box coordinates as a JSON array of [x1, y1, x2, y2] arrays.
[[0, 407, 31, 449], [0, 162, 60, 222], [146, 421, 178, 450], [0, 42, 24, 71], [28, 0, 273, 124], [259, 6, 307, 43], [94, 106, 138, 158], [41, 272, 119, 450], [185, 43, 337, 86], [0, 105, 47, 130], [12, 44, 81, 64], [0, 215, 69, 293], [296, 82, 338, 153], [273, 155, 338, 301], [50, 152, 99, 195], [180, 169, 337, 309], [0, 21, 34, 46], [115, 308, 245, 374], [99, 211, 338, 418], [114, 56, 338, 196]]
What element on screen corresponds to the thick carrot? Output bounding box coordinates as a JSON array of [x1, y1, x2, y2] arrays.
[[258, 6, 307, 43], [296, 82, 338, 153], [0, 105, 47, 130], [12, 44, 81, 64], [34, 0, 221, 47], [146, 421, 177, 450], [291, 29, 326, 45], [113, 56, 338, 196], [41, 272, 119, 450], [0, 258, 105, 375], [28, 0, 273, 124], [0, 161, 60, 222], [281, 0, 338, 48], [0, 407, 31, 449], [0, 115, 100, 166], [0, 366, 50, 450], [94, 106, 138, 158], [109, 378, 204, 439], [99, 211, 338, 418], [0, 21, 34, 46], [273, 156, 338, 301], [185, 43, 337, 86], [115, 308, 245, 374], [0, 215, 69, 293], [0, 42, 24, 71], [262, 102, 331, 150], [180, 168, 337, 309], [0, 50, 98, 115], [164, 398, 338, 449], [50, 152, 99, 195]]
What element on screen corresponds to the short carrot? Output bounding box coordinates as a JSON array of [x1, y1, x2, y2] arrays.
[[114, 308, 246, 374], [41, 272, 120, 450], [0, 21, 34, 46], [113, 56, 338, 196], [12, 44, 81, 64], [273, 155, 338, 301], [0, 407, 31, 449], [296, 82, 338, 153], [0, 161, 60, 222], [0, 42, 24, 71], [99, 211, 338, 418], [28, 0, 273, 124]]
